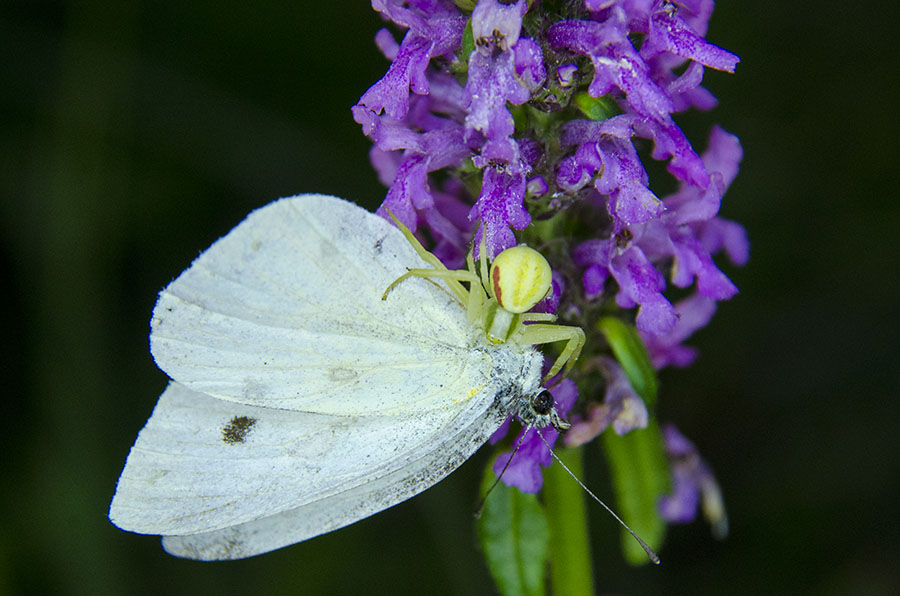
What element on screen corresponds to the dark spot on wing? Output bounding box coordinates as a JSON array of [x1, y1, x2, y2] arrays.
[[374, 236, 385, 254], [222, 416, 257, 445]]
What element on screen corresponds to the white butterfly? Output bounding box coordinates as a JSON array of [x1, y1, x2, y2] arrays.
[[109, 194, 583, 560]]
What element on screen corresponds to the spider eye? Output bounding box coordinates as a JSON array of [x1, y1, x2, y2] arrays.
[[531, 389, 554, 416], [489, 245, 552, 314]]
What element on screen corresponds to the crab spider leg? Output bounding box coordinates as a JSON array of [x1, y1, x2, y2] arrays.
[[383, 210, 447, 271], [461, 251, 487, 324], [384, 209, 468, 302], [516, 324, 586, 384], [383, 268, 486, 319], [477, 229, 494, 300], [520, 313, 558, 323]]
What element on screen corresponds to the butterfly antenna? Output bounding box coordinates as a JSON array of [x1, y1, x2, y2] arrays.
[[474, 429, 530, 519], [536, 429, 661, 565]]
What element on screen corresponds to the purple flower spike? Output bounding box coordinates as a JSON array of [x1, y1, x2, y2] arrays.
[[490, 379, 579, 493], [659, 424, 729, 539], [354, 0, 746, 526]]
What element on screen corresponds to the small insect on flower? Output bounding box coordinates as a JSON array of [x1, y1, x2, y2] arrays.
[[108, 194, 584, 561]]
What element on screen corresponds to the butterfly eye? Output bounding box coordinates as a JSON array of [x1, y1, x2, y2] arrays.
[[531, 389, 554, 416]]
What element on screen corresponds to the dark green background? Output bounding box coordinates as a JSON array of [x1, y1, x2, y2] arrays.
[[2, 1, 898, 594]]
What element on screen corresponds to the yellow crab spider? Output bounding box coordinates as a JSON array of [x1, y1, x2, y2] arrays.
[[382, 214, 585, 385]]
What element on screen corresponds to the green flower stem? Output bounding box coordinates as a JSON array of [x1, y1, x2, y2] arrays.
[[543, 446, 594, 596]]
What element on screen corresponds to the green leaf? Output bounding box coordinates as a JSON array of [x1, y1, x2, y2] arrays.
[[602, 421, 669, 565], [573, 92, 619, 121], [598, 317, 658, 408], [542, 447, 595, 596], [460, 18, 475, 63], [452, 19, 474, 85], [478, 457, 549, 596]]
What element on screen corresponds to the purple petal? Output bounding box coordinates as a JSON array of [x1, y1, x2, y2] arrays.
[[573, 238, 615, 298], [368, 145, 402, 187], [640, 2, 740, 73], [374, 28, 400, 61], [592, 138, 663, 225], [635, 117, 710, 188], [533, 271, 564, 314], [659, 463, 701, 522], [548, 17, 675, 123], [556, 155, 592, 193], [557, 63, 578, 87], [670, 229, 738, 300], [658, 423, 728, 535], [703, 125, 743, 191], [358, 32, 432, 120], [608, 180, 664, 225], [526, 175, 548, 196], [517, 137, 542, 166], [513, 37, 547, 92], [472, 0, 528, 52], [664, 60, 719, 111], [465, 49, 530, 141], [661, 125, 742, 225], [573, 237, 615, 268], [472, 137, 525, 172], [583, 264, 609, 299], [565, 357, 647, 446], [610, 246, 676, 334], [699, 217, 749, 267], [469, 166, 530, 259], [641, 293, 717, 369], [375, 126, 470, 231], [378, 153, 430, 230]]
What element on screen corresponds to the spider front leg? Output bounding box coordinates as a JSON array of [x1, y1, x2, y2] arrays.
[[520, 313, 558, 323], [383, 211, 477, 306], [383, 267, 488, 325], [516, 324, 586, 385], [383, 209, 448, 273]]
